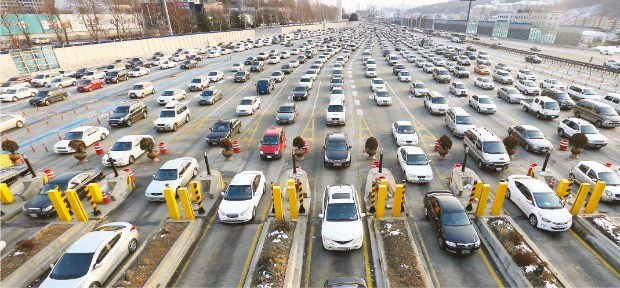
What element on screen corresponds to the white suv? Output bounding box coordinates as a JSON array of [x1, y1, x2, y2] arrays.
[[570, 161, 620, 202], [326, 99, 346, 126], [218, 171, 266, 223], [153, 101, 190, 132], [424, 91, 450, 115], [567, 85, 602, 101], [557, 118, 608, 148], [157, 88, 186, 105], [145, 157, 199, 201], [188, 76, 210, 91], [445, 107, 475, 137], [492, 70, 514, 84], [128, 82, 155, 98], [516, 79, 541, 96], [370, 78, 386, 92], [319, 184, 364, 250]]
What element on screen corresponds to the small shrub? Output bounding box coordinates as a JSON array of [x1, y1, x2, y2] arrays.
[[569, 133, 588, 149], [68, 140, 86, 152], [1, 139, 19, 154], [365, 136, 378, 151], [15, 239, 35, 252], [139, 137, 155, 152], [219, 138, 233, 150], [512, 249, 539, 267], [292, 136, 305, 149], [503, 135, 519, 150], [439, 134, 452, 150]]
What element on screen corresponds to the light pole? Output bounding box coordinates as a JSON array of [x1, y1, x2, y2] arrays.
[[460, 0, 476, 21], [161, 0, 173, 35]]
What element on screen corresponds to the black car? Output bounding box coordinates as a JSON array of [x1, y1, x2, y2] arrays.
[[108, 100, 148, 127], [245, 57, 257, 65], [250, 61, 264, 72], [22, 170, 104, 217], [323, 132, 352, 168], [180, 59, 198, 69], [73, 68, 89, 78], [188, 54, 203, 61], [104, 70, 129, 83], [424, 190, 481, 255], [234, 70, 251, 82], [29, 89, 68, 106], [292, 85, 309, 100], [542, 88, 575, 110], [206, 118, 241, 145], [525, 55, 542, 64], [133, 61, 154, 68], [281, 64, 292, 74], [392, 64, 406, 75], [297, 55, 307, 64]]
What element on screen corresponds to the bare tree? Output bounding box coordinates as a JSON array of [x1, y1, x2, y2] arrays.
[[4, 6, 34, 48], [69, 0, 104, 41], [105, 0, 133, 39], [36, 0, 67, 44], [0, 12, 21, 49]]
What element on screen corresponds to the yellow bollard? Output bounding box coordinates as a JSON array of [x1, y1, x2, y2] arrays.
[[272, 185, 284, 220], [377, 184, 387, 218], [86, 183, 103, 203], [288, 179, 298, 219], [584, 181, 606, 214], [47, 188, 72, 222], [570, 183, 591, 215], [164, 184, 181, 220], [0, 183, 15, 204], [391, 184, 404, 217], [65, 189, 88, 222], [555, 179, 570, 199], [178, 187, 195, 220], [475, 184, 491, 217], [490, 181, 508, 216], [126, 176, 135, 191], [189, 181, 205, 214]]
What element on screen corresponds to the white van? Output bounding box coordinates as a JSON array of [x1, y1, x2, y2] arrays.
[[603, 93, 620, 114], [326, 99, 346, 126]]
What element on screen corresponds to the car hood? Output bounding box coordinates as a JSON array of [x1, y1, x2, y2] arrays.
[[443, 224, 478, 244], [24, 194, 52, 210], [103, 151, 130, 161], [154, 118, 173, 125], [109, 112, 127, 120], [53, 140, 76, 150], [40, 275, 85, 288], [260, 144, 280, 154], [321, 220, 363, 241], [396, 133, 418, 142], [146, 180, 177, 194], [276, 112, 294, 120], [237, 105, 252, 110], [527, 138, 552, 148], [219, 199, 252, 214], [537, 208, 572, 223], [404, 164, 432, 176], [585, 133, 608, 142], [207, 131, 229, 140], [326, 150, 349, 160], [483, 153, 509, 163]]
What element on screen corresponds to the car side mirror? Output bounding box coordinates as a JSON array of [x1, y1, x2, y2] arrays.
[[209, 127, 213, 131], [50, 263, 55, 270], [259, 140, 263, 144], [220, 191, 225, 196], [318, 213, 324, 218], [428, 160, 432, 163], [348, 145, 352, 149]]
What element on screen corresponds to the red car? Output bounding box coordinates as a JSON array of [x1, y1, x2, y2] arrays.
[[77, 78, 103, 92], [8, 75, 33, 83], [259, 126, 286, 160]]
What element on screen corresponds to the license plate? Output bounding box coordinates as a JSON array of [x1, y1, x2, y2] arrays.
[[333, 163, 341, 166], [30, 214, 38, 217], [267, 155, 272, 159], [462, 249, 470, 254], [335, 247, 350, 251], [495, 167, 503, 171]]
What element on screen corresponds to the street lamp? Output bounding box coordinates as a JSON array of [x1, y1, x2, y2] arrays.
[[460, 0, 476, 21]]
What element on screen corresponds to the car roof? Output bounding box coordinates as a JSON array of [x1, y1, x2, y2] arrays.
[[565, 117, 591, 125], [280, 102, 295, 107], [66, 231, 116, 253], [432, 193, 465, 212], [326, 185, 355, 204], [49, 171, 83, 183], [395, 120, 413, 126], [326, 132, 346, 141], [519, 125, 540, 131], [159, 157, 195, 169], [230, 171, 262, 185], [241, 96, 256, 100], [577, 161, 612, 172], [264, 126, 283, 136], [400, 146, 425, 154], [117, 135, 150, 142], [216, 118, 237, 124], [514, 177, 554, 194], [68, 126, 95, 132]]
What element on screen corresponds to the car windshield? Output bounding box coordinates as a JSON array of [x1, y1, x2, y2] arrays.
[[406, 154, 428, 165], [113, 106, 129, 114], [506, 88, 520, 94], [111, 141, 132, 151], [201, 90, 214, 97], [479, 98, 493, 104], [326, 203, 358, 221], [332, 89, 343, 94], [5, 89, 18, 94], [252, 62, 260, 66], [549, 79, 559, 84], [300, 78, 310, 83], [107, 71, 118, 76], [544, 102, 560, 110], [208, 72, 218, 76], [294, 87, 306, 92], [372, 79, 384, 84], [159, 110, 175, 117], [182, 61, 191, 64], [162, 90, 175, 96], [599, 172, 620, 185], [400, 72, 410, 76], [581, 125, 598, 134], [432, 97, 446, 104], [331, 79, 342, 84], [327, 105, 343, 112], [525, 130, 545, 139], [482, 141, 506, 154], [235, 72, 246, 77], [416, 84, 426, 89], [279, 106, 295, 113], [376, 91, 389, 97], [212, 123, 230, 132], [132, 85, 144, 90], [78, 80, 90, 85], [555, 93, 570, 100], [533, 192, 563, 209], [224, 185, 252, 201], [51, 78, 63, 83], [398, 125, 415, 134], [154, 169, 177, 181], [262, 136, 279, 145], [64, 131, 83, 140], [40, 182, 69, 195], [240, 99, 253, 105], [367, 68, 376, 71], [34, 75, 45, 79], [132, 67, 141, 71], [522, 70, 533, 75], [327, 140, 348, 150], [599, 107, 618, 116], [85, 72, 96, 76], [456, 116, 473, 125], [441, 212, 471, 226], [455, 83, 465, 89], [525, 82, 536, 87], [49, 253, 95, 280]]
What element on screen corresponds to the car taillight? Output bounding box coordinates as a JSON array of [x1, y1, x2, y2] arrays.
[[130, 225, 136, 231]]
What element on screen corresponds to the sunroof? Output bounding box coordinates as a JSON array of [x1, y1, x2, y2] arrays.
[[332, 192, 351, 199]]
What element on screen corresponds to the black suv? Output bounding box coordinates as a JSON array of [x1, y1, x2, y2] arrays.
[[424, 190, 481, 255], [245, 57, 257, 65], [542, 88, 575, 110], [108, 100, 148, 127], [105, 70, 129, 83], [206, 118, 241, 145], [29, 89, 68, 106], [250, 61, 265, 72], [525, 55, 542, 64], [234, 70, 251, 82], [323, 132, 352, 168]]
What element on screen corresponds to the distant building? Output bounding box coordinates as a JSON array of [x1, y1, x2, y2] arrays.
[[496, 9, 562, 43], [0, 0, 46, 13]]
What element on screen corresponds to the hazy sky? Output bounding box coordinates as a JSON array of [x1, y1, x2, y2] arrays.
[[324, 0, 453, 11]]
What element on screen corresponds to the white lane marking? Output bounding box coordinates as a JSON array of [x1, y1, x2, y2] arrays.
[[311, 80, 322, 115], [351, 85, 356, 89], [352, 91, 358, 96], [354, 100, 361, 106], [357, 109, 364, 115], [350, 79, 355, 84], [348, 71, 353, 74]]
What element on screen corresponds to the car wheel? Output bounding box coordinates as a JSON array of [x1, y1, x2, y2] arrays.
[[575, 111, 580, 117], [505, 188, 511, 199], [251, 207, 256, 220], [477, 107, 481, 113], [568, 173, 575, 180], [12, 96, 17, 102], [536, 112, 541, 119], [557, 128, 564, 137], [100, 133, 107, 140], [128, 156, 135, 164], [525, 144, 531, 152], [142, 111, 148, 119], [529, 214, 538, 227], [193, 168, 198, 178], [16, 120, 24, 128], [128, 238, 138, 253], [186, 114, 190, 123], [44, 100, 50, 106], [88, 282, 101, 288], [63, 95, 67, 100], [478, 160, 484, 170], [595, 120, 603, 127], [438, 236, 445, 249], [126, 119, 132, 127], [88, 88, 92, 92]]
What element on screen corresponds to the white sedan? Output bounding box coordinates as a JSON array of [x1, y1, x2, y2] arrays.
[[145, 157, 199, 201], [397, 146, 433, 183], [81, 70, 105, 80], [370, 78, 386, 92], [469, 95, 497, 114], [540, 78, 566, 90], [102, 135, 153, 166], [392, 121, 419, 146], [53, 126, 109, 153], [129, 67, 150, 77], [47, 77, 76, 89], [230, 63, 245, 72], [207, 70, 225, 82], [0, 87, 37, 102], [506, 175, 572, 231], [218, 171, 266, 223], [0, 114, 25, 133], [319, 184, 364, 250], [474, 77, 495, 90], [40, 222, 139, 288], [159, 60, 177, 69], [236, 96, 260, 115]]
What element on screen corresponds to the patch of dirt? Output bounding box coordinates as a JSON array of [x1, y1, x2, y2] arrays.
[[251, 219, 296, 288], [587, 215, 620, 245], [114, 222, 188, 288], [487, 217, 563, 287], [1, 224, 73, 280], [379, 219, 426, 288]]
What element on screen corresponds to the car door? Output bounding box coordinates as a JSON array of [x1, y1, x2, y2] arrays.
[[585, 168, 598, 185], [0, 115, 11, 132], [279, 132, 286, 153], [513, 126, 526, 146], [398, 148, 407, 171], [428, 197, 442, 230], [251, 175, 261, 207], [101, 234, 124, 281], [83, 127, 98, 145], [132, 138, 144, 158]]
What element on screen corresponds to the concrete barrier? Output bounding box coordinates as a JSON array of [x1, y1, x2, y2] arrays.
[[571, 215, 620, 272]]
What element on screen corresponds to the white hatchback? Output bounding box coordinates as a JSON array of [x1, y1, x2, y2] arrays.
[[218, 171, 266, 223], [145, 157, 199, 201], [397, 146, 433, 183], [319, 184, 364, 250]]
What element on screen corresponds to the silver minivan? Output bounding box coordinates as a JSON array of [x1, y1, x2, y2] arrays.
[[445, 107, 475, 137], [464, 127, 510, 171], [574, 99, 620, 128], [602, 93, 620, 114]]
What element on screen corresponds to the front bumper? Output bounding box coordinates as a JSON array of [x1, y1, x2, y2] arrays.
[[406, 175, 433, 183], [324, 159, 351, 167]]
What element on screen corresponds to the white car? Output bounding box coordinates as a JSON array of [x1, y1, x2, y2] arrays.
[[557, 118, 608, 148], [492, 70, 514, 85], [370, 78, 386, 92], [290, 48, 300, 55], [220, 48, 232, 55], [0, 114, 25, 133], [159, 60, 177, 69], [567, 85, 602, 101], [230, 62, 245, 72], [207, 70, 225, 82], [128, 82, 155, 98], [516, 69, 537, 81], [218, 171, 266, 223], [0, 81, 31, 93], [516, 79, 541, 96], [449, 81, 468, 97], [365, 59, 377, 69], [40, 222, 139, 288], [233, 46, 245, 52], [0, 87, 37, 102], [374, 89, 392, 106], [365, 67, 377, 77], [268, 55, 281, 64], [47, 77, 76, 89], [207, 51, 221, 58], [506, 175, 572, 232], [319, 184, 364, 250], [304, 69, 318, 81], [469, 95, 497, 114], [53, 126, 109, 153], [424, 92, 450, 115], [299, 77, 313, 90], [397, 71, 412, 82], [570, 161, 620, 202], [188, 76, 210, 91], [157, 88, 186, 105], [422, 63, 436, 73], [329, 88, 345, 103], [145, 157, 198, 201], [153, 101, 190, 132], [289, 60, 300, 68], [81, 70, 105, 80], [540, 78, 566, 90], [397, 146, 433, 183], [497, 87, 525, 103], [410, 81, 429, 97], [270, 71, 285, 83], [102, 135, 153, 166], [129, 67, 150, 77], [392, 121, 419, 146], [236, 96, 260, 115], [474, 77, 495, 90]]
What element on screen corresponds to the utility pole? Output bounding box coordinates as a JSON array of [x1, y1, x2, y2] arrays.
[[460, 0, 476, 21], [162, 0, 173, 35]]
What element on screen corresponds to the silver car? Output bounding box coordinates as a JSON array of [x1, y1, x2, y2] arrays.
[[507, 125, 553, 153]]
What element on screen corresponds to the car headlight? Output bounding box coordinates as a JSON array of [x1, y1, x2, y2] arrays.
[[427, 174, 433, 178], [322, 236, 334, 245], [445, 240, 457, 247], [541, 216, 551, 223], [240, 207, 252, 216], [260, 151, 264, 155], [218, 210, 226, 216], [475, 239, 481, 247], [604, 189, 613, 197], [274, 151, 279, 155], [22, 206, 27, 212], [43, 204, 54, 212]]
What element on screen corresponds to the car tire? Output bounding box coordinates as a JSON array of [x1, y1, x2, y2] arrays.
[[525, 144, 531, 152], [557, 128, 564, 137], [438, 236, 445, 250], [173, 124, 178, 132], [126, 119, 132, 127], [529, 214, 538, 227], [128, 238, 138, 253], [251, 207, 256, 220], [128, 156, 135, 164], [186, 114, 190, 123], [88, 282, 101, 288], [477, 107, 481, 113], [16, 120, 24, 128], [63, 95, 67, 100], [12, 96, 17, 102], [505, 188, 511, 199], [142, 111, 147, 119], [568, 173, 575, 180], [596, 120, 603, 127], [100, 133, 107, 140], [478, 160, 484, 170], [44, 100, 50, 106]]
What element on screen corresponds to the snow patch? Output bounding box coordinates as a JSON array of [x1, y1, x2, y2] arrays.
[[592, 217, 620, 244], [13, 251, 24, 256], [525, 265, 536, 273]]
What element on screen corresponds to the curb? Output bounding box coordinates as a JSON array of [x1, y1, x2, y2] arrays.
[[367, 217, 385, 288], [244, 218, 272, 288], [143, 219, 204, 288], [1, 221, 96, 287], [571, 215, 620, 272], [283, 217, 307, 288], [373, 219, 391, 288]]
